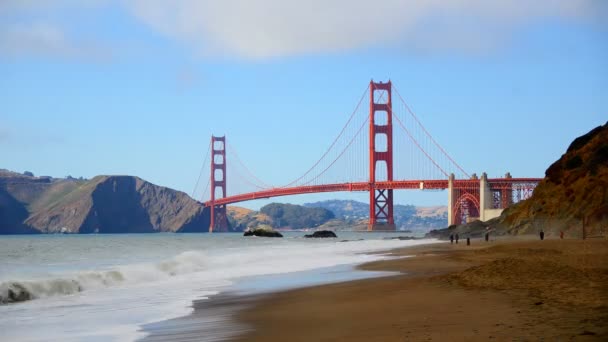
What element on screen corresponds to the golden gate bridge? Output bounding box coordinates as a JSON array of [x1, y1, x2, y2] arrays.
[[192, 80, 541, 232]]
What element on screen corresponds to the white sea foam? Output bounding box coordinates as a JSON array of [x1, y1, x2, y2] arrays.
[[0, 233, 437, 341], [0, 250, 209, 304]]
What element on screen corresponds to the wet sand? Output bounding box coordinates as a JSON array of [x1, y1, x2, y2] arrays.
[[140, 264, 395, 341], [235, 238, 608, 341]]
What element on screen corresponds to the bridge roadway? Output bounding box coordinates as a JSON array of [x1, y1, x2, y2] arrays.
[[203, 178, 541, 207]]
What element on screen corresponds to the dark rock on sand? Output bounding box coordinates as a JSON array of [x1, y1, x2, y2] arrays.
[[383, 236, 419, 240]]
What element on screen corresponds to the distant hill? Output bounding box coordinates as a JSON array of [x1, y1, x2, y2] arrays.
[[227, 206, 272, 231], [226, 200, 447, 231], [304, 200, 448, 230], [228, 203, 334, 230], [0, 170, 217, 234], [261, 203, 334, 229], [428, 121, 608, 239]]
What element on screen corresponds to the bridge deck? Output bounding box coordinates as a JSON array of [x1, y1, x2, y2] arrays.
[[203, 178, 542, 207]]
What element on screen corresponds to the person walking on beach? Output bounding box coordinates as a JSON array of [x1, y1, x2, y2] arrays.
[[540, 229, 545, 240], [450, 234, 454, 244]]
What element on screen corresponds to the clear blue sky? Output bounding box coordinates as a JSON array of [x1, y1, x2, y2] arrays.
[[1, 1, 606, 209]]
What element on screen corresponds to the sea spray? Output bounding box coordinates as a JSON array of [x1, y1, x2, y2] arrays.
[[0, 250, 208, 304]]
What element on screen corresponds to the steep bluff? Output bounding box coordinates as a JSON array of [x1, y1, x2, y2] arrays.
[[429, 121, 608, 239], [0, 172, 214, 233], [496, 121, 608, 236]]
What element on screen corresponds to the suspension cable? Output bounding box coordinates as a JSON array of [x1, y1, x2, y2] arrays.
[[191, 140, 211, 198], [226, 142, 272, 189], [281, 84, 370, 188], [300, 116, 369, 186], [296, 85, 386, 185], [298, 88, 388, 186], [393, 113, 449, 178], [201, 178, 211, 202], [393, 85, 470, 178], [228, 159, 269, 190]]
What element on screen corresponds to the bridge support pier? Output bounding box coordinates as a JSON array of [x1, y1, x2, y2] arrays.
[[447, 173, 455, 226], [368, 80, 395, 231], [480, 172, 513, 222], [479, 173, 491, 221], [210, 136, 229, 232]]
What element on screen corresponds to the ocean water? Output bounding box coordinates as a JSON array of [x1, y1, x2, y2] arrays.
[[0, 232, 437, 341]]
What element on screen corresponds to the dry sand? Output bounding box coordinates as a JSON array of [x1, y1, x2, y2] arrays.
[[235, 238, 608, 341]]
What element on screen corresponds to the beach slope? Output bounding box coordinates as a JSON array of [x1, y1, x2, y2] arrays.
[[237, 238, 608, 341]]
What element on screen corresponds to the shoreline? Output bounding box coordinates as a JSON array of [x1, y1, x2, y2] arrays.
[[234, 237, 608, 341], [138, 244, 423, 342]]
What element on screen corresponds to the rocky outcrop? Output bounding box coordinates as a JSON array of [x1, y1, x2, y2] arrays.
[[304, 230, 337, 238], [243, 226, 283, 237], [427, 220, 496, 240], [0, 172, 214, 234]]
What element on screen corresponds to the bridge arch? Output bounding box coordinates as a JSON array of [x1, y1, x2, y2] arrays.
[[452, 192, 480, 226]]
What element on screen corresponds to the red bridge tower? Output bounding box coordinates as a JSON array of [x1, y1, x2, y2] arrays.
[[369, 80, 396, 231], [210, 135, 228, 232]]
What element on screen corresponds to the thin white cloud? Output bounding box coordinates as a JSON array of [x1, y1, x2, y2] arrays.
[[124, 0, 605, 59], [0, 23, 112, 61], [0, 1, 113, 61], [0, 0, 604, 60]]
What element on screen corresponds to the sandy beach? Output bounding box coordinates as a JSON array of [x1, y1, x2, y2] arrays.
[[235, 237, 608, 341]]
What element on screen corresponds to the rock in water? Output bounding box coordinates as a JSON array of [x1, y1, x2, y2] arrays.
[[243, 227, 283, 238], [0, 283, 32, 304], [304, 230, 337, 238]]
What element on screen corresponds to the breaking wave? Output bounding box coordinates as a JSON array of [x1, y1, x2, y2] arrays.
[[0, 250, 207, 304]]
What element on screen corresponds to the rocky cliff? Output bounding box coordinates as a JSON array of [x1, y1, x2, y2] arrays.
[[428, 121, 608, 239], [0, 171, 213, 233], [496, 121, 608, 237]]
